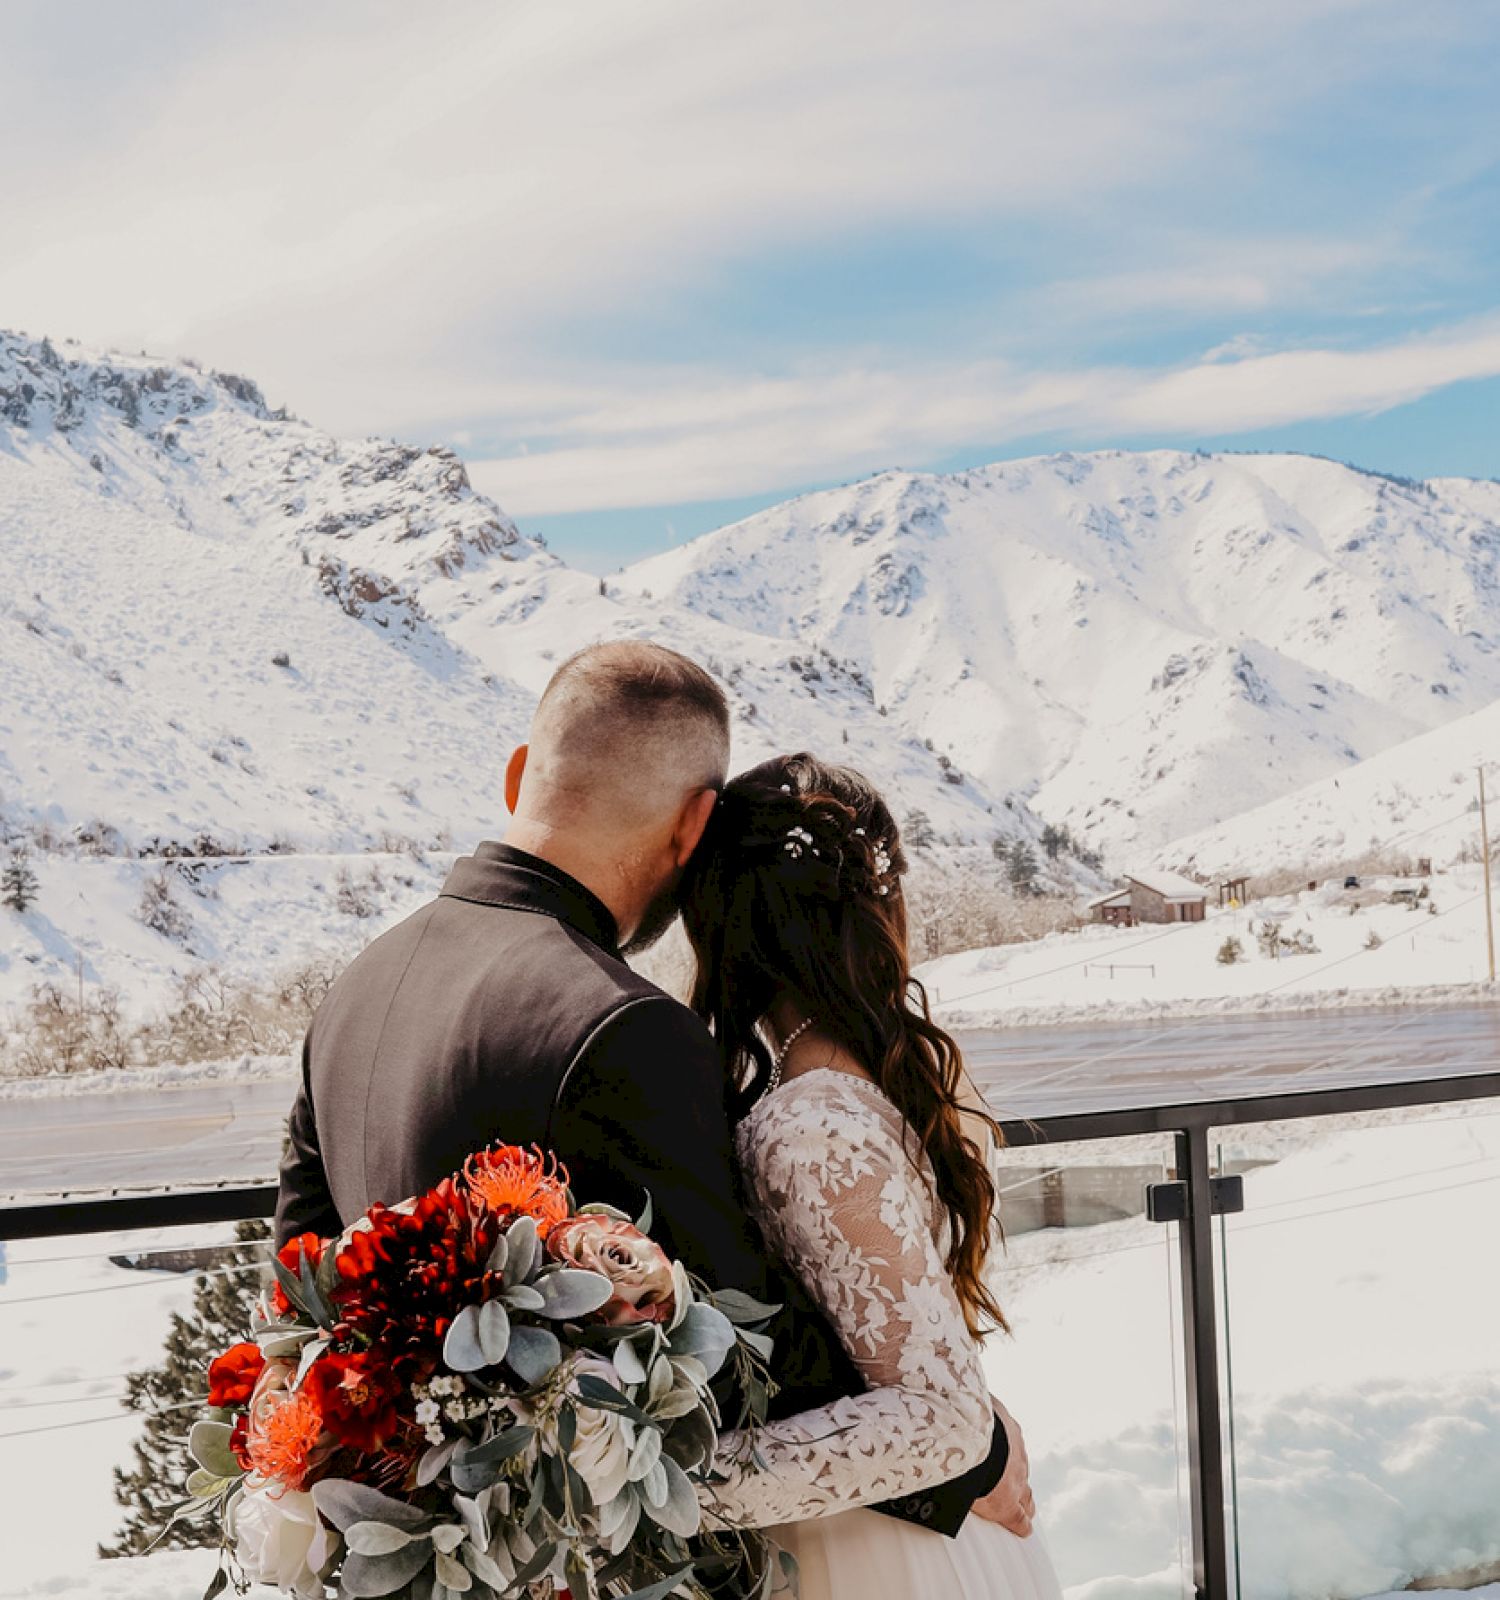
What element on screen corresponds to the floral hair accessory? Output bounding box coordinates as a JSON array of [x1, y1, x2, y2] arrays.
[[784, 825, 817, 859]]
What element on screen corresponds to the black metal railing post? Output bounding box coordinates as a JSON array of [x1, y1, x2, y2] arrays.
[[1176, 1120, 1232, 1600]]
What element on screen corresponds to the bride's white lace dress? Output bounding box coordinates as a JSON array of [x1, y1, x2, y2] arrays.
[[707, 1069, 1063, 1600]]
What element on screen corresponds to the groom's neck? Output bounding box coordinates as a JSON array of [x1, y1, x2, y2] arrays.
[[500, 820, 636, 945]]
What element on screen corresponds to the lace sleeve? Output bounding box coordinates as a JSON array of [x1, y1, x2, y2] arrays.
[[704, 1082, 993, 1530]]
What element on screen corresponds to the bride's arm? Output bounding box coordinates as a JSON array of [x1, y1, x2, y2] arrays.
[[702, 1094, 994, 1530]]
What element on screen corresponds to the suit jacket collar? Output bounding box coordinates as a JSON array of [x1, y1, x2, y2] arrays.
[[440, 841, 621, 955]]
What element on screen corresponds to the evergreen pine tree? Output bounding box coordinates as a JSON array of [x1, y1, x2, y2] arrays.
[[100, 1220, 270, 1557], [1039, 823, 1066, 861], [903, 810, 936, 850], [1006, 840, 1040, 893], [2, 846, 39, 912]]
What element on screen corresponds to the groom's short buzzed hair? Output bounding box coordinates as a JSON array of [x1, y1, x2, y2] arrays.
[[528, 642, 730, 817]]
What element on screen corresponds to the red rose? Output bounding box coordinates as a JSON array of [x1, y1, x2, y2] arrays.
[[270, 1232, 326, 1317], [207, 1341, 266, 1409], [303, 1349, 402, 1454]]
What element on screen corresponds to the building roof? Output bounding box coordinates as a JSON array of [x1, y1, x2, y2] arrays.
[[1087, 887, 1133, 908], [1123, 868, 1207, 902]]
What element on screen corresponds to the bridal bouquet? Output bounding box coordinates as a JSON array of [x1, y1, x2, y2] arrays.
[[172, 1144, 783, 1600]]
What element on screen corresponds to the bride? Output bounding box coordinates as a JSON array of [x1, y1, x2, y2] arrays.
[[680, 752, 1062, 1600]]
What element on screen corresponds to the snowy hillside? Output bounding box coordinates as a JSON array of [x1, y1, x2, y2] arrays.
[[1158, 693, 1500, 880], [0, 332, 1059, 1023], [612, 451, 1500, 859]]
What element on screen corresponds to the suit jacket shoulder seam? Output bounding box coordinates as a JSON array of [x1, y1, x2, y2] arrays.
[[547, 992, 677, 1132]]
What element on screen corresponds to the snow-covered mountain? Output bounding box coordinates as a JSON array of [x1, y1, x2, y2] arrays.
[[0, 332, 1027, 864], [8, 327, 1500, 1019], [606, 451, 1500, 861]]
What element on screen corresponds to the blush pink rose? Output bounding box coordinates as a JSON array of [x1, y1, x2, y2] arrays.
[[546, 1215, 677, 1326]]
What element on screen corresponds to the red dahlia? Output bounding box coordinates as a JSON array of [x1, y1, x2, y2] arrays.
[[330, 1179, 497, 1354], [303, 1349, 404, 1454]]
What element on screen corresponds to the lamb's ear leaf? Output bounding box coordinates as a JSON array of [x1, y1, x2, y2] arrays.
[[344, 1521, 419, 1556], [416, 1437, 458, 1488], [576, 1202, 631, 1222], [188, 1420, 239, 1479], [634, 1191, 653, 1235], [312, 1477, 432, 1533], [443, 1304, 487, 1373], [506, 1325, 561, 1386], [639, 1456, 701, 1538], [338, 1542, 435, 1597], [477, 1299, 511, 1365], [535, 1268, 612, 1320], [506, 1215, 539, 1282], [501, 1284, 545, 1312]]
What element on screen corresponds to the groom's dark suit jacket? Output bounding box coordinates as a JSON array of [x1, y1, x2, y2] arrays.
[[276, 841, 1007, 1534]]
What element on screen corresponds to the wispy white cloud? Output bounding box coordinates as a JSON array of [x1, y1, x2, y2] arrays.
[[469, 317, 1500, 512], [1, 0, 1494, 526]]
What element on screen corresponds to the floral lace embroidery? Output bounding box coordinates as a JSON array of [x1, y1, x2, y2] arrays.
[[705, 1072, 993, 1529]]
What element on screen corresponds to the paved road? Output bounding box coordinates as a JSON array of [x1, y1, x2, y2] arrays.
[[2, 1001, 1497, 1199]]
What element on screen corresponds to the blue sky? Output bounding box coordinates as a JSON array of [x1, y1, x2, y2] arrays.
[[2, 1, 1498, 571]]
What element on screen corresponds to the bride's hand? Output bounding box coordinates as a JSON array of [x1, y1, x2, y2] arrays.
[[970, 1399, 1036, 1537]]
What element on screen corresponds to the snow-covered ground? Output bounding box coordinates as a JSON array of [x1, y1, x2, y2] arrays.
[[3, 1105, 1495, 1600], [922, 863, 1496, 1026], [0, 849, 448, 1032]]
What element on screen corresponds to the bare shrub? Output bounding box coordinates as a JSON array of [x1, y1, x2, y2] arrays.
[[904, 857, 1085, 962], [138, 868, 192, 941], [334, 863, 384, 918], [12, 981, 131, 1075]]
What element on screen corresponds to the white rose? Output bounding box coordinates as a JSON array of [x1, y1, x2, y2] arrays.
[[566, 1358, 632, 1505], [230, 1481, 327, 1598]]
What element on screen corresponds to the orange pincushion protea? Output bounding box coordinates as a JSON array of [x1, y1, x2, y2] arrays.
[[464, 1143, 571, 1237], [246, 1388, 325, 1491]]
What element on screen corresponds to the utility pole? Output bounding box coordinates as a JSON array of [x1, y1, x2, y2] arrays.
[[1479, 766, 1496, 984]]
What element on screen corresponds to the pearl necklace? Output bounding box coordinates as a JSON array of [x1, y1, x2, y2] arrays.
[[765, 1015, 817, 1097]]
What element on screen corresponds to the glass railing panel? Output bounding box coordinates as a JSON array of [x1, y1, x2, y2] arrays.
[[0, 1218, 272, 1591], [1213, 1097, 1500, 1600], [988, 1132, 1195, 1600]]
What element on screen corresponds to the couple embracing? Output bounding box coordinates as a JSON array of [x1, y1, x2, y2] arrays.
[[277, 641, 1061, 1600]]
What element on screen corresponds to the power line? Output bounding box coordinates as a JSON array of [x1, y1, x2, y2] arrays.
[[0, 1259, 264, 1308]]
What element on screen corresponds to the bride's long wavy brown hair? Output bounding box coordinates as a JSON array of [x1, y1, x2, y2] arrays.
[[681, 752, 1007, 1336]]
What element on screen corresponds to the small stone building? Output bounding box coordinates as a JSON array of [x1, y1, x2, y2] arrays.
[[1123, 869, 1208, 923], [1090, 870, 1208, 926], [1087, 887, 1136, 927]]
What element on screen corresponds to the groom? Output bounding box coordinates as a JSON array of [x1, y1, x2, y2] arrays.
[[276, 639, 1033, 1538]]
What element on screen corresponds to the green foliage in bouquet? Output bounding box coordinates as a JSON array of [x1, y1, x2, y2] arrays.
[[163, 1145, 789, 1600]]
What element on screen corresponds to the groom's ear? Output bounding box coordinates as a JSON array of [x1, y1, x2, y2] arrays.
[[671, 786, 718, 868], [504, 745, 529, 814]]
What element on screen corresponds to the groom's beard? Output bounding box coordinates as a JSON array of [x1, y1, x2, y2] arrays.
[[622, 880, 682, 956]]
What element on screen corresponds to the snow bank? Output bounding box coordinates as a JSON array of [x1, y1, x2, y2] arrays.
[[924, 864, 1500, 1027], [0, 1052, 296, 1101]]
